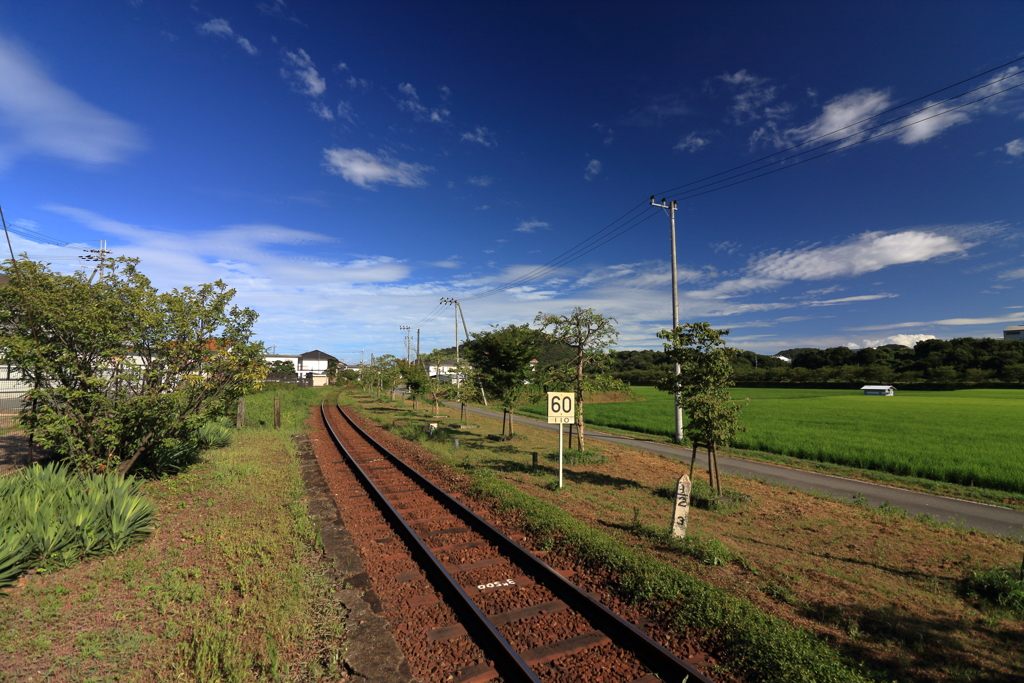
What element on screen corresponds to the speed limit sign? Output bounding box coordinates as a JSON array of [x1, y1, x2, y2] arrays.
[[547, 392, 575, 424]]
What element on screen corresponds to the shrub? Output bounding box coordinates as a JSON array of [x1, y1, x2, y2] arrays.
[[0, 463, 156, 588], [964, 566, 1024, 618]]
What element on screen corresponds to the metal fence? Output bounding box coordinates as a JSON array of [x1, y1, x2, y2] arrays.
[[0, 368, 44, 476]]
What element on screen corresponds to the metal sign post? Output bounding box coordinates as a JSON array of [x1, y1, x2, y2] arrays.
[[546, 392, 574, 489]]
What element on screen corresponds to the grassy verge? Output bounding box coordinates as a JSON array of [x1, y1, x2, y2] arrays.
[[348, 390, 1024, 683], [0, 385, 347, 682], [514, 400, 1024, 511]]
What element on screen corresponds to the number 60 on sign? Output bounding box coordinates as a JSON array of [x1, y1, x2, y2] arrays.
[[546, 392, 575, 424]]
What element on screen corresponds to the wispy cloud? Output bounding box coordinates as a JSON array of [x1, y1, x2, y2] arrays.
[[197, 19, 258, 56], [719, 69, 780, 124], [515, 220, 549, 233], [467, 175, 492, 187], [803, 293, 897, 306], [397, 82, 450, 123], [848, 316, 1024, 331], [0, 35, 143, 169], [322, 148, 432, 189], [281, 48, 326, 96], [1006, 138, 1024, 157], [675, 132, 710, 152], [622, 97, 689, 126], [747, 231, 966, 281], [755, 67, 1024, 151], [584, 159, 602, 180], [461, 126, 496, 147]]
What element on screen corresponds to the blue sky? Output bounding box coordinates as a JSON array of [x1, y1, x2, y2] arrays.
[[2, 1, 1023, 363]]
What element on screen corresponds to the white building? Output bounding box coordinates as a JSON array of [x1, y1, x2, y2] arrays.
[[1003, 325, 1024, 340], [861, 385, 895, 396]]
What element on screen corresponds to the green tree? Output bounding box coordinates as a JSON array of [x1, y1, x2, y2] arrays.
[[462, 324, 543, 436], [267, 359, 296, 375], [657, 322, 744, 495], [534, 306, 619, 451], [375, 354, 401, 399], [0, 257, 264, 475], [325, 358, 338, 385]]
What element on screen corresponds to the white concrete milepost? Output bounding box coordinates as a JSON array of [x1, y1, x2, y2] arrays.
[[671, 474, 692, 539], [547, 392, 574, 489]]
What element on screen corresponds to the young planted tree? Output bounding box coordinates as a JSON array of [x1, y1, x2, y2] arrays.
[[375, 354, 401, 399], [462, 324, 543, 436], [657, 322, 744, 495], [534, 307, 619, 452], [0, 257, 265, 475]]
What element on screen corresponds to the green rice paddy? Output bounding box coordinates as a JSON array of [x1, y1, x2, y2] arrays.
[[522, 387, 1024, 493]]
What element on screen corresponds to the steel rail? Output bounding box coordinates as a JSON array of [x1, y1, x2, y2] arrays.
[[328, 401, 713, 683], [320, 400, 542, 682]]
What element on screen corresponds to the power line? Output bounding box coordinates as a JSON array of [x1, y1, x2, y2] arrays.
[[442, 61, 1024, 302]]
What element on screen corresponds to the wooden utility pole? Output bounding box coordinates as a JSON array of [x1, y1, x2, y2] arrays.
[[650, 196, 684, 445]]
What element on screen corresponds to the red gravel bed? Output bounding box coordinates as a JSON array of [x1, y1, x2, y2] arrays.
[[311, 403, 730, 682]]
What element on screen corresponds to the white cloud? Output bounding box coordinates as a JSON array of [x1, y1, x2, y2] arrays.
[[336, 101, 355, 123], [998, 267, 1024, 280], [748, 231, 965, 282], [395, 82, 449, 123], [476, 205, 490, 211], [584, 159, 602, 180], [322, 148, 432, 189], [311, 102, 334, 120], [461, 126, 496, 147], [515, 220, 549, 233], [847, 333, 936, 349], [848, 316, 1024, 331], [0, 35, 143, 169], [720, 70, 780, 124], [467, 175, 492, 187], [803, 293, 897, 306], [281, 48, 326, 96], [770, 67, 1024, 151], [675, 132, 710, 152], [198, 19, 258, 55], [1006, 138, 1024, 157]]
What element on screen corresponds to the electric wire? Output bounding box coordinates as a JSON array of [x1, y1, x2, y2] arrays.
[[445, 63, 1024, 304], [663, 72, 1024, 202], [665, 78, 1024, 204], [654, 56, 1024, 198]]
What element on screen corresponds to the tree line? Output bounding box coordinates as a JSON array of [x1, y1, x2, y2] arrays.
[[605, 337, 1024, 385]]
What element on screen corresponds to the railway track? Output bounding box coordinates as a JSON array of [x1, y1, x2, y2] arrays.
[[319, 401, 715, 683]]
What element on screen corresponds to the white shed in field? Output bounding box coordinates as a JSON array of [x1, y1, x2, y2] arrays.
[[861, 385, 895, 396]]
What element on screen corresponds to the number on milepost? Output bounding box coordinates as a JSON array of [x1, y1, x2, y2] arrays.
[[671, 474, 691, 539], [546, 392, 575, 424]]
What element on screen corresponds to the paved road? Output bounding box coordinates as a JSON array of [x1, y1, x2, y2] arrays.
[[445, 401, 1024, 538]]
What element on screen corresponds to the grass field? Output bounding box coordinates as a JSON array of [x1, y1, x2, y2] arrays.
[[522, 387, 1024, 493]]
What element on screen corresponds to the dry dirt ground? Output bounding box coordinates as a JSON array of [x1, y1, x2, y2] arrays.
[[350, 391, 1024, 683]]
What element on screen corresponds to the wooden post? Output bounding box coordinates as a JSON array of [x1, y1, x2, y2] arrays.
[[712, 443, 723, 496], [532, 451, 539, 469], [236, 397, 245, 428], [671, 474, 692, 539], [274, 396, 281, 430]]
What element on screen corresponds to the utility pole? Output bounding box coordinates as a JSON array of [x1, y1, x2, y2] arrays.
[[650, 196, 684, 444], [83, 240, 111, 284], [440, 298, 461, 389], [416, 329, 420, 365], [399, 326, 411, 362]]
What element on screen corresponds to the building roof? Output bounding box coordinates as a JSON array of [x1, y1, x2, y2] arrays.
[[1004, 325, 1024, 332], [298, 349, 338, 361], [861, 385, 895, 390]]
